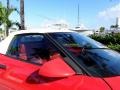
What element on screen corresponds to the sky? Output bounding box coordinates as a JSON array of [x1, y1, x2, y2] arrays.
[[0, 0, 120, 29]]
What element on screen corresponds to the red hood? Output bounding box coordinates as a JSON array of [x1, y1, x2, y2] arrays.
[[37, 75, 110, 90], [105, 76, 120, 90]]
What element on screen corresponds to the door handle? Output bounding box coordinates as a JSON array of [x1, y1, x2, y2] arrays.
[[0, 64, 6, 70]]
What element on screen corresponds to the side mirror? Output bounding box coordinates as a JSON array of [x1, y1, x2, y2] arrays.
[[39, 56, 75, 78]]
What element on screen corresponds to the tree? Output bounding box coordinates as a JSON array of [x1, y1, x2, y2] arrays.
[[100, 27, 105, 33], [20, 0, 25, 30], [7, 0, 9, 10], [9, 0, 25, 30], [6, 0, 25, 30], [6, 0, 10, 36], [0, 2, 19, 36]]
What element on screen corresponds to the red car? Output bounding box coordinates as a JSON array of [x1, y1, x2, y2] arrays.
[[0, 28, 120, 90]]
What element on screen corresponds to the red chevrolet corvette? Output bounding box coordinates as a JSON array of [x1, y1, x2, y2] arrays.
[[0, 28, 120, 90]]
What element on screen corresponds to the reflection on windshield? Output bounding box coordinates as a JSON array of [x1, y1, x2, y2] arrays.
[[49, 32, 120, 77]]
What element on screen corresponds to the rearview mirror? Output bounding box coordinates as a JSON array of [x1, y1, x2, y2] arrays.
[[39, 56, 75, 78]]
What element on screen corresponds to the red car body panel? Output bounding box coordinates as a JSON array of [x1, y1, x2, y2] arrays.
[[105, 76, 120, 90], [0, 54, 113, 90], [0, 54, 40, 90], [21, 75, 110, 90]]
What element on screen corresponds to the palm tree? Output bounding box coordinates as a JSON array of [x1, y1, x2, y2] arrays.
[[6, 0, 25, 30], [7, 0, 25, 30], [6, 0, 10, 36], [20, 0, 25, 30], [7, 0, 9, 9], [0, 2, 19, 36]]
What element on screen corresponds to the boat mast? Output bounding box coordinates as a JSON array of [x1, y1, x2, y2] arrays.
[[77, 4, 80, 27]]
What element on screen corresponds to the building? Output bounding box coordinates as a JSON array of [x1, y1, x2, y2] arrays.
[[116, 17, 120, 28]]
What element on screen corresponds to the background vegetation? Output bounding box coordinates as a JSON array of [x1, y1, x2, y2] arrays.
[[0, 0, 25, 38], [90, 33, 120, 52]]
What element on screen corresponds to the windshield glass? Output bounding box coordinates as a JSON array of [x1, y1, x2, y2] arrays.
[[49, 32, 120, 77]]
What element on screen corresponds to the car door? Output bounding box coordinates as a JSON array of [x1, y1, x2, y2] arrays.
[[0, 33, 65, 90], [0, 33, 100, 90], [0, 54, 40, 90], [0, 34, 42, 90]]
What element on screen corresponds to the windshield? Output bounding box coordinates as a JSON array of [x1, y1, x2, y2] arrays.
[[49, 32, 120, 77]]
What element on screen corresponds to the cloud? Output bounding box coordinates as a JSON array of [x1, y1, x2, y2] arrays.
[[98, 3, 120, 20]]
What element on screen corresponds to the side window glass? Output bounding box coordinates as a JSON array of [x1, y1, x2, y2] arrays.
[[7, 36, 19, 58], [7, 34, 69, 66], [18, 35, 45, 61], [18, 35, 64, 65]]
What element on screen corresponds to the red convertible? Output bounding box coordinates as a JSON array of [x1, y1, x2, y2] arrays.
[[0, 28, 120, 90]]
